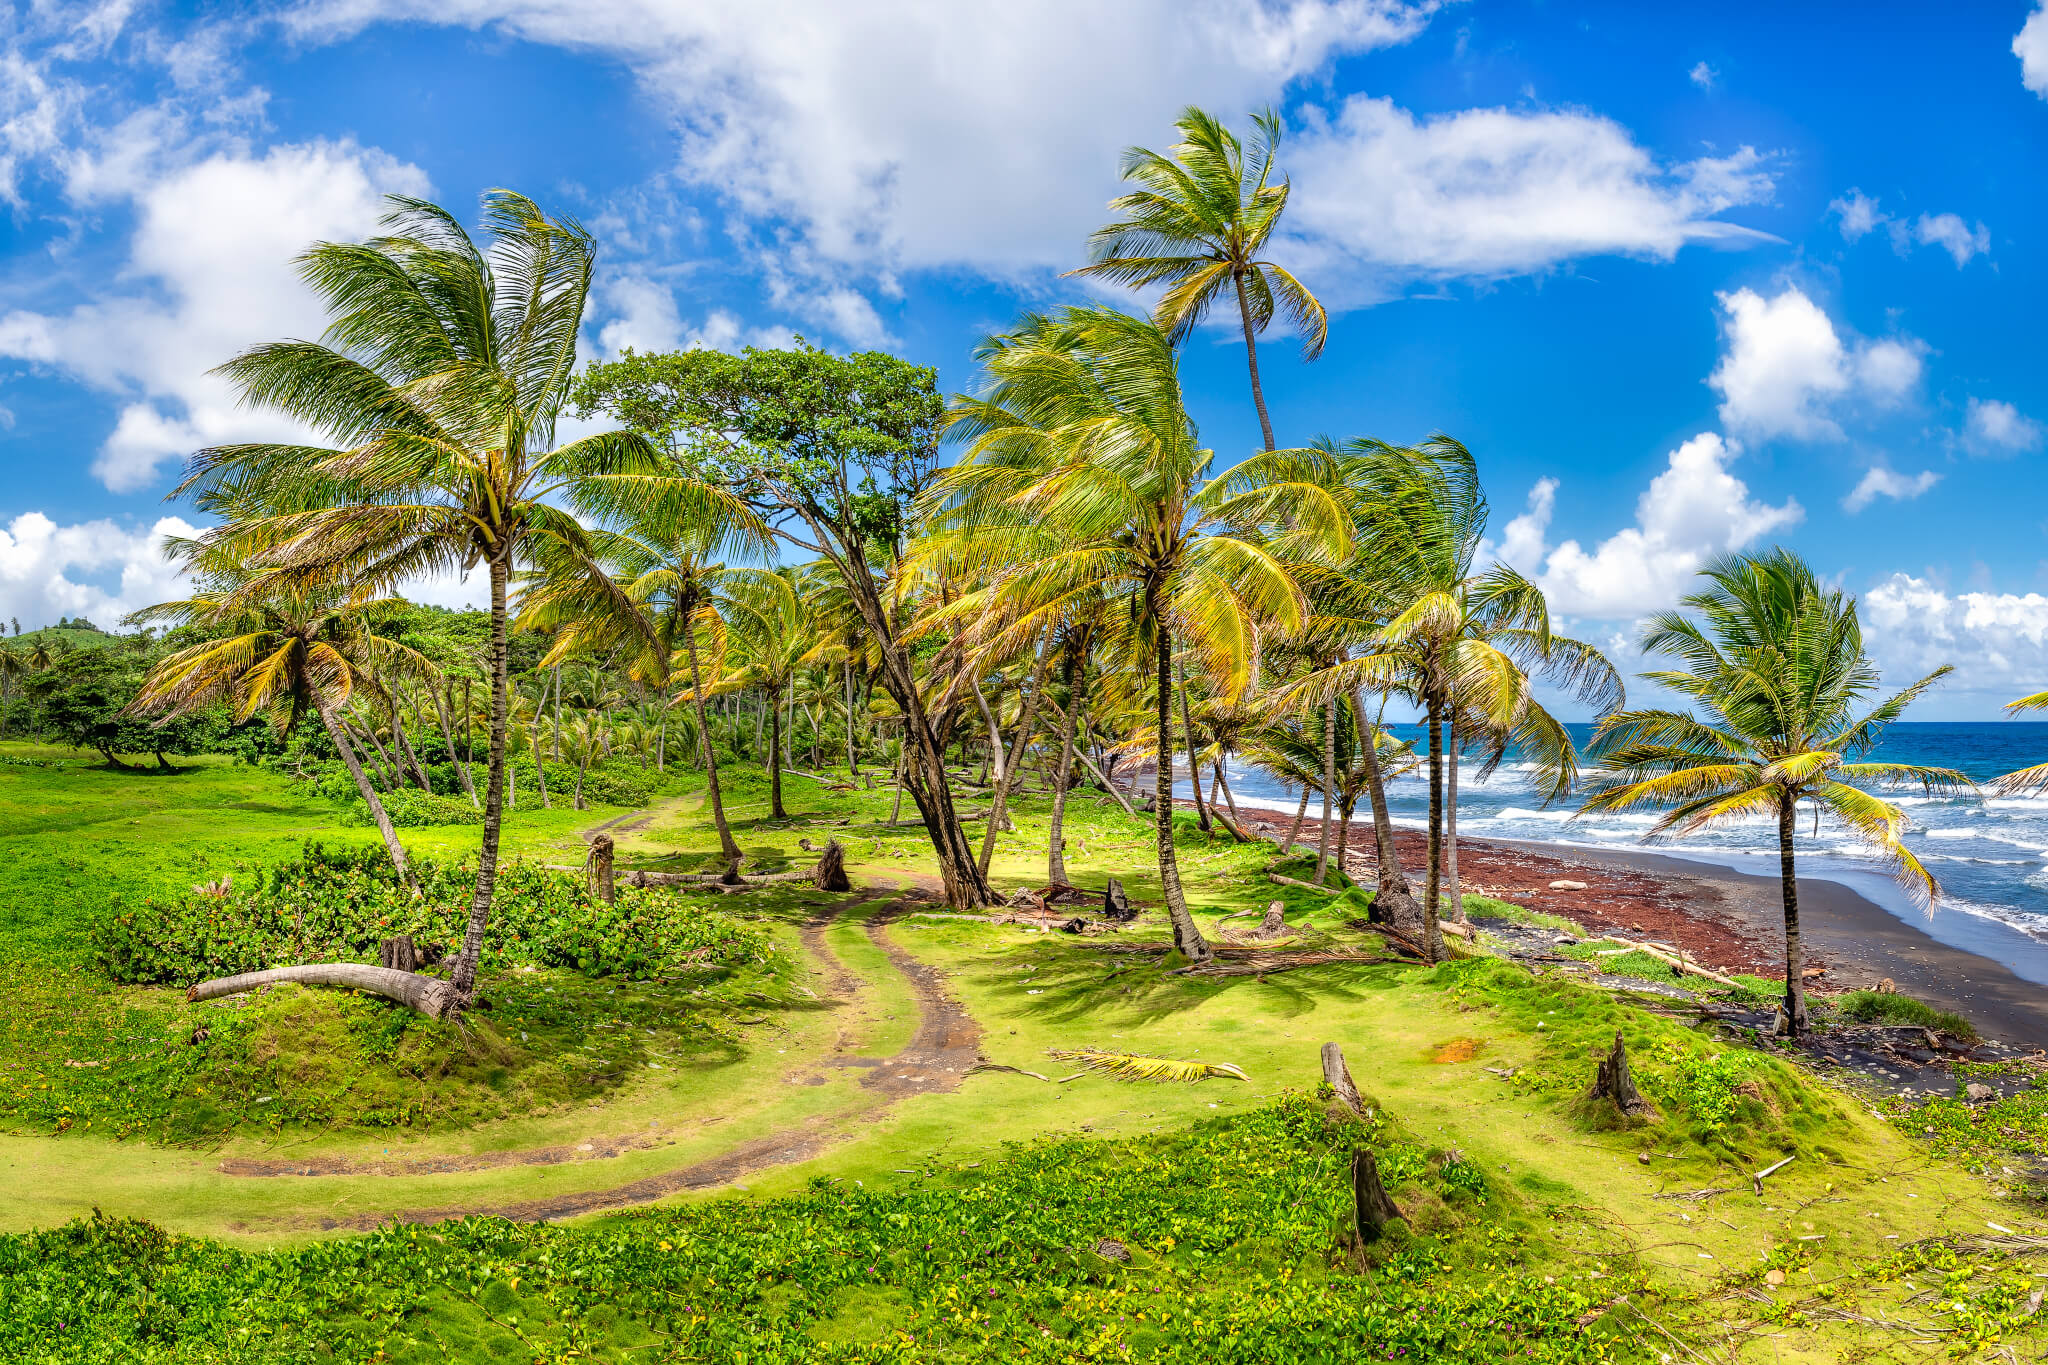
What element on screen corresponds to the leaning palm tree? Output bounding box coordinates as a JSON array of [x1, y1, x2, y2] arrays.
[[125, 545, 423, 877], [927, 306, 1348, 963], [723, 570, 809, 821], [1582, 549, 1968, 1036], [1068, 106, 1325, 451], [172, 191, 669, 1013]]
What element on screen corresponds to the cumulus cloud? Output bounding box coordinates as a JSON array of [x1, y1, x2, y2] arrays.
[[0, 138, 428, 492], [286, 0, 1439, 281], [1825, 190, 1988, 266], [1841, 466, 1940, 514], [1493, 432, 1803, 619], [1708, 285, 1921, 442], [1688, 60, 1717, 90], [0, 511, 197, 629], [1965, 397, 2045, 454], [1863, 574, 2048, 702], [2017, 3, 2048, 97], [1283, 101, 1774, 294]]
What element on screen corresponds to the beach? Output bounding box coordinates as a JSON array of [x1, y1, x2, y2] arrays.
[[1215, 803, 2048, 1049]]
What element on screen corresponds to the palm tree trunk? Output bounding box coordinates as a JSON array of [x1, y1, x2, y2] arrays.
[[845, 663, 859, 775], [890, 751, 905, 824], [462, 676, 473, 764], [1354, 684, 1418, 918], [1421, 702, 1448, 963], [314, 692, 409, 880], [682, 629, 743, 866], [347, 703, 399, 788], [551, 664, 562, 760], [1315, 696, 1338, 885], [1048, 645, 1081, 885], [1216, 765, 1244, 827], [449, 553, 510, 1004], [1150, 600, 1210, 963], [767, 686, 787, 819], [1233, 269, 1278, 452], [1281, 788, 1310, 853], [1778, 793, 1809, 1034], [431, 683, 478, 808], [1445, 717, 1464, 925], [1177, 660, 1211, 832], [980, 629, 1054, 877]]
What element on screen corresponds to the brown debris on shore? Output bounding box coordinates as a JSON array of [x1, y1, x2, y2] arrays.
[[1220, 805, 1794, 980]]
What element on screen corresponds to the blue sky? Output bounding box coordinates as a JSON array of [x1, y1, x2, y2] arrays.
[[1, 0, 2046, 716]]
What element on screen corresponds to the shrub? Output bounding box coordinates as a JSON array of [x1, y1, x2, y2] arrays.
[[92, 845, 775, 986], [345, 789, 483, 827], [1835, 990, 1978, 1041]]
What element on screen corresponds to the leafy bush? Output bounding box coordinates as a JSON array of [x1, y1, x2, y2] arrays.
[[92, 844, 775, 986], [0, 1098, 1635, 1363], [1835, 989, 1979, 1041], [345, 788, 484, 827], [1654, 1047, 1759, 1133]]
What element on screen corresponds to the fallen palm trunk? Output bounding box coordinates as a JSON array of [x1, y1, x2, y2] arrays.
[[1590, 935, 1739, 988], [186, 964, 457, 1020]]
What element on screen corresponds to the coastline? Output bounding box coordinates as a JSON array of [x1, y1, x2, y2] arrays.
[[1197, 797, 2048, 1048]]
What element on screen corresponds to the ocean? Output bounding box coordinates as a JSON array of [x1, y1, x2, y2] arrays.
[[1175, 721, 2048, 986]]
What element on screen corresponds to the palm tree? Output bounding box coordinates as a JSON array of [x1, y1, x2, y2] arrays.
[[1240, 707, 1418, 873], [724, 570, 809, 821], [0, 644, 22, 740], [1993, 691, 2048, 795], [1068, 106, 1326, 452], [930, 306, 1347, 963], [173, 191, 669, 1010], [1303, 437, 1621, 960], [1582, 549, 1968, 1035], [126, 549, 422, 876]]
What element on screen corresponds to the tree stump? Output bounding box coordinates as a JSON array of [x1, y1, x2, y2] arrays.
[[591, 833, 615, 905], [1584, 1031, 1658, 1119], [811, 838, 851, 892], [1102, 877, 1135, 922], [1321, 1042, 1366, 1116], [377, 935, 419, 973], [1351, 1149, 1402, 1242], [1248, 900, 1290, 940]]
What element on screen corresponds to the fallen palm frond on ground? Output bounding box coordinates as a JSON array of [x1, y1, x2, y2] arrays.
[[1047, 1048, 1249, 1083]]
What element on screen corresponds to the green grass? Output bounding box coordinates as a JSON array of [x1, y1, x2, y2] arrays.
[[3, 742, 2046, 1361], [1835, 988, 1980, 1041]]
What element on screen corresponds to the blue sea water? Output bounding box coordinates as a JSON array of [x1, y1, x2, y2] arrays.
[[1178, 722, 2048, 975]]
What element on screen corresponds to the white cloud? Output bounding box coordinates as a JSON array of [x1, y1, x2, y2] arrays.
[[2017, 3, 2048, 97], [286, 0, 1439, 284], [0, 511, 197, 629], [1284, 100, 1774, 293], [0, 138, 428, 492], [591, 274, 794, 359], [1688, 60, 1717, 90], [1966, 397, 2044, 454], [1863, 574, 2048, 700], [1708, 285, 1921, 441], [1494, 432, 1803, 619], [1827, 191, 1989, 267], [1829, 188, 1884, 241], [1898, 212, 1989, 267], [1841, 466, 1939, 513]]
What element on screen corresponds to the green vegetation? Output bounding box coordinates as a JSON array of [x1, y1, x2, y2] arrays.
[[1837, 988, 1981, 1040]]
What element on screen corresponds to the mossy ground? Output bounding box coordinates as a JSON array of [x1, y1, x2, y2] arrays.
[[4, 744, 2047, 1359]]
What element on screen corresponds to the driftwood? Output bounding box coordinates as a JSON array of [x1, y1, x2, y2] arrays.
[[1351, 1149, 1402, 1242], [187, 964, 458, 1020], [1322, 1042, 1366, 1115], [1590, 936, 1738, 988], [1247, 900, 1290, 941], [1584, 1032, 1658, 1119], [1268, 872, 1338, 896]]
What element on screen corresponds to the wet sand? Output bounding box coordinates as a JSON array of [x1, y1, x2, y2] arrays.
[[1215, 801, 2048, 1048]]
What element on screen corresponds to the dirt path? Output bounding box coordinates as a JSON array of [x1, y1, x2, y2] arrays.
[[303, 886, 982, 1228]]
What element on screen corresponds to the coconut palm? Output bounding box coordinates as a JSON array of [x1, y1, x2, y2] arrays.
[[173, 191, 671, 1009], [724, 570, 809, 821], [125, 548, 422, 877], [1582, 549, 1968, 1035], [1301, 436, 1622, 960], [1068, 106, 1325, 451], [929, 306, 1348, 963], [1240, 707, 1419, 873]]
